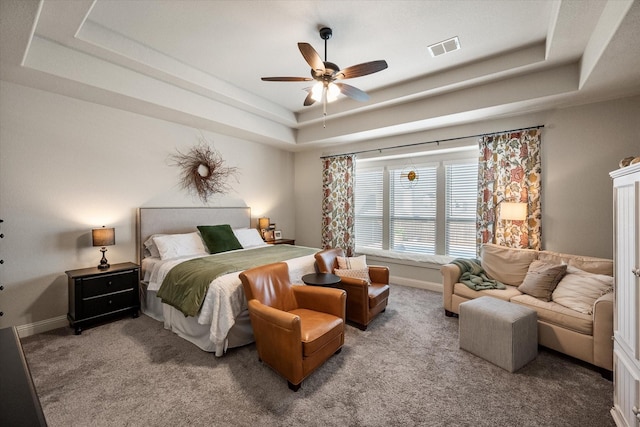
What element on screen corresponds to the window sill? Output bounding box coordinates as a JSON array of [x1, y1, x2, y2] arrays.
[[356, 247, 454, 268]]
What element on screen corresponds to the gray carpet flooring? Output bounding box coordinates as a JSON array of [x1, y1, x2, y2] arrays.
[[21, 285, 614, 426]]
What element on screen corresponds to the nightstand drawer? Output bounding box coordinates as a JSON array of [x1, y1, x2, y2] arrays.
[[82, 289, 137, 318], [81, 270, 137, 298]]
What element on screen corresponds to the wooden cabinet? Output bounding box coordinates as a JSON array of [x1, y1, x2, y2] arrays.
[[0, 327, 46, 427], [610, 163, 640, 427], [66, 262, 140, 334]]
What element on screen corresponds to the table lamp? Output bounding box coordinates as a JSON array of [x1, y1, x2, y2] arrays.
[[499, 202, 527, 221], [92, 226, 115, 270], [258, 217, 270, 238]]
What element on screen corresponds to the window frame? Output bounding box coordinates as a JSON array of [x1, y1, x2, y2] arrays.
[[355, 145, 478, 258]]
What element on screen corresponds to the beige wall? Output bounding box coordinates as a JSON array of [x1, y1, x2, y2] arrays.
[[1, 78, 638, 331], [294, 95, 640, 284], [0, 81, 295, 331]]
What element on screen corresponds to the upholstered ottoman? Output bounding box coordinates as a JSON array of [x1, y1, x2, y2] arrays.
[[459, 296, 538, 372]]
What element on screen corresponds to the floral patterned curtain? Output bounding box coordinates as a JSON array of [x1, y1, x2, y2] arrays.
[[477, 129, 542, 251], [321, 155, 355, 256]]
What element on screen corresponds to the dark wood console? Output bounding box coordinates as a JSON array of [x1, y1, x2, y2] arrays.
[[0, 326, 47, 426]]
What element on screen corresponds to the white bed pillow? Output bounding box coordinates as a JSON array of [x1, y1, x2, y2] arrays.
[[143, 234, 165, 258], [337, 255, 367, 270], [233, 228, 268, 248], [152, 232, 207, 260]]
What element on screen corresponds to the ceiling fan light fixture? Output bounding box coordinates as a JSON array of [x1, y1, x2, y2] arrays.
[[311, 82, 340, 103], [260, 26, 388, 123], [311, 82, 324, 102], [326, 82, 340, 102]]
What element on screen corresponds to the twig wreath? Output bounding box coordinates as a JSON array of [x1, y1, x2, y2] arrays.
[[169, 137, 239, 203]]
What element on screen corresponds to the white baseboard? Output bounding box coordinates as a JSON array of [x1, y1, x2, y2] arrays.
[[16, 315, 68, 338], [391, 276, 442, 293], [15, 278, 441, 339]]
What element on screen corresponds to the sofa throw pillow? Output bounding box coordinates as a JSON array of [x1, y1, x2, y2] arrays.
[[517, 260, 567, 301], [337, 255, 367, 270], [480, 243, 538, 286], [334, 268, 371, 284], [152, 232, 207, 260], [197, 224, 243, 254], [551, 265, 613, 314]]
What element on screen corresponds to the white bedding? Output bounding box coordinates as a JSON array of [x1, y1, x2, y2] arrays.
[[141, 247, 317, 356]]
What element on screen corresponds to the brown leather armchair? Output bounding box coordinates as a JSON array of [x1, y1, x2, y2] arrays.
[[239, 262, 346, 391], [315, 248, 390, 330]]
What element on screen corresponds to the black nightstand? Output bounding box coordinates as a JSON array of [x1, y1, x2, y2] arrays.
[[66, 262, 140, 335]]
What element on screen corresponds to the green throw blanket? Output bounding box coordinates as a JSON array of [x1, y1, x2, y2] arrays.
[[157, 245, 318, 317], [451, 258, 505, 290]]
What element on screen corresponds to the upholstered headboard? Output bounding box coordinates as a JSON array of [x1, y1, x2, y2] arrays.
[[136, 207, 251, 263]]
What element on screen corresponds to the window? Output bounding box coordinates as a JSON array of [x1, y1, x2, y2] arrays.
[[354, 169, 383, 249], [355, 147, 478, 258], [389, 165, 437, 254], [445, 162, 478, 257]]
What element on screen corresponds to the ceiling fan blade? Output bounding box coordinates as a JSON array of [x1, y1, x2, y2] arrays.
[[335, 83, 370, 102], [335, 60, 388, 79], [261, 77, 313, 82], [298, 42, 325, 72], [303, 90, 316, 106]]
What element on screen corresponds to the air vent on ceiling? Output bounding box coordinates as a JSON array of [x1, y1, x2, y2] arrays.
[[428, 36, 461, 57]]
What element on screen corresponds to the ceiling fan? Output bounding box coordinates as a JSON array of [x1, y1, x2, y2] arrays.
[[261, 27, 388, 111]]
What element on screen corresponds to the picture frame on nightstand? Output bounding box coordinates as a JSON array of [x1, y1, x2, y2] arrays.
[[274, 230, 282, 239]]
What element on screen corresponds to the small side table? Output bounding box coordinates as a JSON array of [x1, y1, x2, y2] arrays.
[[266, 238, 295, 245], [302, 273, 341, 287], [66, 262, 140, 334]]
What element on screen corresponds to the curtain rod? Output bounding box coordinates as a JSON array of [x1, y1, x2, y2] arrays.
[[320, 125, 545, 159]]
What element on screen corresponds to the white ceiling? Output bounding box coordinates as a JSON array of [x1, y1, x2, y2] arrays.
[[1, 0, 639, 151]]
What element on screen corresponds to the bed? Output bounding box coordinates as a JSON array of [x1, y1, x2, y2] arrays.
[[137, 207, 318, 356]]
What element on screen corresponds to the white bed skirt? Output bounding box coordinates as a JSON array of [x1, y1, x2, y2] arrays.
[[140, 283, 254, 356]]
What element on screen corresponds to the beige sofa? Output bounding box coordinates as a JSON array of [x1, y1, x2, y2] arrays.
[[441, 244, 614, 376]]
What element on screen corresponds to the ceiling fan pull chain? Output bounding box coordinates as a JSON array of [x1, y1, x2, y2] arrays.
[[322, 86, 328, 128]]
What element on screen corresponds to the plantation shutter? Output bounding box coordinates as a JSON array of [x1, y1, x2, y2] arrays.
[[389, 165, 437, 254], [354, 168, 383, 249], [445, 162, 478, 257]]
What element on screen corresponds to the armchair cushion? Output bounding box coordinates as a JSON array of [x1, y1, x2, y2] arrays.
[[337, 255, 367, 269], [289, 308, 344, 356], [368, 284, 390, 308], [334, 268, 371, 284]]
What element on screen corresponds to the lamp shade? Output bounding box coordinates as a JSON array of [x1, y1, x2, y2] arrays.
[[258, 217, 270, 230], [500, 202, 527, 221], [92, 227, 115, 247]]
